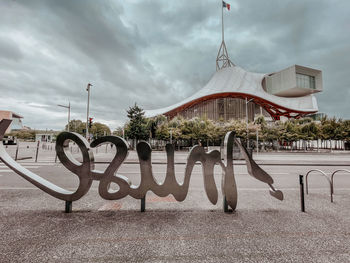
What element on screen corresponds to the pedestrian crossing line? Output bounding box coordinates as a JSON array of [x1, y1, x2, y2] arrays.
[[16, 163, 56, 166], [0, 165, 41, 168], [1, 187, 350, 191], [0, 170, 33, 174], [0, 166, 39, 169]]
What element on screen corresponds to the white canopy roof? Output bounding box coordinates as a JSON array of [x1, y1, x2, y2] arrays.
[[145, 66, 318, 117]]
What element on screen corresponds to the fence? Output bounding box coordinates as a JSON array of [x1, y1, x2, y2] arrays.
[[3, 141, 117, 162], [3, 138, 349, 162]]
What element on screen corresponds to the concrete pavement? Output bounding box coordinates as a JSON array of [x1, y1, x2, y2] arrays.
[[0, 149, 350, 262]]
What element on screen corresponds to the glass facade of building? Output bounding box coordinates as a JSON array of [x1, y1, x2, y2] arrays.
[[296, 73, 316, 90], [176, 97, 269, 122]]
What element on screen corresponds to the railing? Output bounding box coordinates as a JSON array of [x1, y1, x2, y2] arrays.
[[2, 141, 115, 163], [331, 169, 350, 195], [305, 169, 350, 203], [305, 169, 333, 202]]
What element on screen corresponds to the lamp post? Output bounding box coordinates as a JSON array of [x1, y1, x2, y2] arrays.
[[86, 83, 92, 140], [245, 97, 254, 149], [58, 102, 71, 132]]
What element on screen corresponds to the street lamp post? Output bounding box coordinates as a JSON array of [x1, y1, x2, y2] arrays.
[[245, 97, 254, 149], [58, 102, 71, 132], [86, 83, 92, 140]]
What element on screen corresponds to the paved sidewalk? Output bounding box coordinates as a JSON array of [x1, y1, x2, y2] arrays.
[[1, 189, 350, 263], [1, 148, 350, 262]]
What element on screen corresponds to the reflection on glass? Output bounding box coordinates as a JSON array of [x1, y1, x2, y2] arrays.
[[296, 73, 315, 89]]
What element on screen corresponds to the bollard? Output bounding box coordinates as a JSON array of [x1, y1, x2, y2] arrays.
[[65, 201, 72, 213], [105, 144, 108, 153], [55, 153, 57, 163], [299, 175, 305, 212], [15, 143, 19, 161], [35, 141, 40, 162]]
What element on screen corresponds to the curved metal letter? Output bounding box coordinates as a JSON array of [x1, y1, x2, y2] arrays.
[[90, 136, 132, 200], [0, 119, 284, 211], [234, 137, 284, 201], [0, 119, 93, 201], [126, 141, 222, 204], [221, 131, 238, 210]]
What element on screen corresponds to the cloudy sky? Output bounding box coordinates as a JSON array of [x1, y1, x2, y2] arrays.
[[1, 0, 349, 131]]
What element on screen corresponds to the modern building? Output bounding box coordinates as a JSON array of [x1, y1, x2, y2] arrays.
[[0, 110, 23, 133], [35, 133, 55, 143], [145, 17, 323, 122]]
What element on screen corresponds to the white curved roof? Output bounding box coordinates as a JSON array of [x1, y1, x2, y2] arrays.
[[145, 66, 318, 117]]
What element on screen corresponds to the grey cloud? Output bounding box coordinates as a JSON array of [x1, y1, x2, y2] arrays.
[[0, 0, 349, 130], [0, 36, 23, 62]]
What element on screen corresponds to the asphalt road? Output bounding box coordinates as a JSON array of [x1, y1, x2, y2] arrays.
[[1, 148, 350, 262]]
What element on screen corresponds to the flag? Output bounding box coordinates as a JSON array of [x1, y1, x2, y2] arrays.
[[222, 1, 230, 10]]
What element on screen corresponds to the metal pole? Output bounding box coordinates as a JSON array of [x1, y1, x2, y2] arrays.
[[68, 102, 70, 132], [245, 98, 254, 149], [57, 103, 71, 132], [86, 83, 92, 140], [222, 0, 224, 42], [299, 175, 305, 212], [256, 128, 259, 155], [15, 143, 19, 161], [246, 97, 248, 149], [35, 141, 40, 162]]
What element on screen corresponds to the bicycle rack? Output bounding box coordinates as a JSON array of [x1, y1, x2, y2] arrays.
[[305, 169, 333, 203], [331, 169, 350, 196]]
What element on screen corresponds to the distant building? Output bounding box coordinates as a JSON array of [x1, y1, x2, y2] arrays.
[[0, 111, 23, 133], [146, 62, 322, 122], [145, 31, 322, 122], [35, 133, 55, 143]]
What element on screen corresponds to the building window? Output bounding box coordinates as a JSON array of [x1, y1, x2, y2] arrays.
[[296, 73, 315, 90]]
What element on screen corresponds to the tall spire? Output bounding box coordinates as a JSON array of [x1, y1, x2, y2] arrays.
[[216, 1, 234, 71]]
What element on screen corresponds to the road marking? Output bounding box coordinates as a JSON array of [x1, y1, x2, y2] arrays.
[[0, 170, 15, 173], [147, 196, 177, 202], [115, 171, 290, 175], [98, 202, 123, 211], [1, 187, 350, 191], [235, 173, 289, 175], [0, 166, 40, 170], [16, 163, 55, 166]]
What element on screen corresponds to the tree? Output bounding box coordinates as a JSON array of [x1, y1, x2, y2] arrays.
[[8, 130, 36, 141], [65, 119, 111, 138], [65, 119, 85, 134], [124, 103, 149, 141], [113, 127, 124, 137], [90, 122, 111, 138], [147, 115, 167, 138], [342, 120, 350, 142]]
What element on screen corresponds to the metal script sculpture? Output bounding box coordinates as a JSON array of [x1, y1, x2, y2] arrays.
[[0, 119, 283, 213]]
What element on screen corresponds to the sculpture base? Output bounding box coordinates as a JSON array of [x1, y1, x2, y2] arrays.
[[65, 201, 72, 213], [223, 196, 233, 213], [141, 197, 145, 212]]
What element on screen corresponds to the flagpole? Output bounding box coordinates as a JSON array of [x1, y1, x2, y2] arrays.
[[222, 1, 224, 42]]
